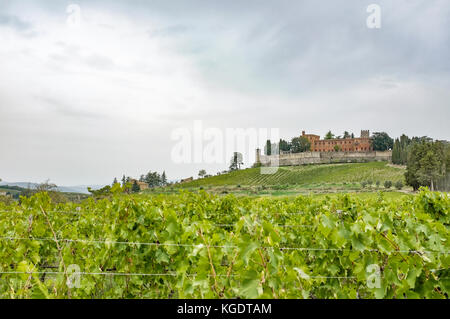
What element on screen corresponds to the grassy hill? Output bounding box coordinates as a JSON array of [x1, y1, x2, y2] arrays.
[[177, 162, 405, 188]]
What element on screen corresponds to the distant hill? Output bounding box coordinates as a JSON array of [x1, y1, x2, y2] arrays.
[[0, 182, 105, 194], [176, 162, 405, 188]]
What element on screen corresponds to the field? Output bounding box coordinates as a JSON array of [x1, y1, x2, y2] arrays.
[[176, 162, 405, 188], [0, 188, 448, 299]]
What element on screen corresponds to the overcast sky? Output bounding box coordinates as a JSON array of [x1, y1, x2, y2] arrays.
[[0, 0, 449, 186]]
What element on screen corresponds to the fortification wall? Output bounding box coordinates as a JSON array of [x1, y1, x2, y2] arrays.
[[258, 151, 392, 167]]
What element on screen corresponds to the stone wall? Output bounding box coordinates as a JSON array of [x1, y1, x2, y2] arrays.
[[257, 151, 392, 167]]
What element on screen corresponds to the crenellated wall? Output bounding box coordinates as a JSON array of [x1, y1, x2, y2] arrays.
[[257, 150, 392, 167]]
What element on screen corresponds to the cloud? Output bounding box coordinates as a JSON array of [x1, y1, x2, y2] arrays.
[[0, 0, 449, 185], [0, 13, 31, 31]]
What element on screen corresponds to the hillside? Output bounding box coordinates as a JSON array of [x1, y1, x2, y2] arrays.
[[177, 162, 405, 188]]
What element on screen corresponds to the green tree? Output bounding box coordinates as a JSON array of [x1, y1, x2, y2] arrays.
[[112, 177, 118, 186], [384, 181, 392, 189], [198, 169, 207, 178], [343, 131, 351, 139], [265, 140, 272, 155], [371, 132, 393, 151], [229, 152, 243, 171], [405, 140, 449, 191], [144, 171, 162, 187], [392, 138, 401, 164], [399, 134, 411, 164], [324, 131, 335, 140], [334, 145, 342, 152], [291, 136, 311, 153], [161, 171, 167, 185], [88, 185, 112, 197], [132, 180, 140, 193], [279, 139, 291, 152]]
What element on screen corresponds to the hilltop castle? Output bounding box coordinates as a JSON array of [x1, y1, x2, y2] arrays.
[[255, 130, 391, 167], [301, 130, 372, 152]]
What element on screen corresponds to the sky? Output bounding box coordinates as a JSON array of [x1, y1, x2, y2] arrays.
[[0, 0, 449, 186]]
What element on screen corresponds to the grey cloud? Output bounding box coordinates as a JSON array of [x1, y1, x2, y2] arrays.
[[84, 54, 115, 70], [0, 13, 31, 31], [1, 0, 449, 185], [37, 96, 108, 120], [149, 24, 192, 37]]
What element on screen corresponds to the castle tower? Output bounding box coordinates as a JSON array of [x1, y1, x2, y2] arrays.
[[360, 130, 370, 138], [255, 148, 261, 164]]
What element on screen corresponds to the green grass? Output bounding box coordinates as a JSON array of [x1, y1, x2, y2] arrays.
[[176, 162, 405, 188]]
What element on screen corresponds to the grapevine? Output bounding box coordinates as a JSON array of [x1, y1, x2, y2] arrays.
[[0, 188, 448, 299]]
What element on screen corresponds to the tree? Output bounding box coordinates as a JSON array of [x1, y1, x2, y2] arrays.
[[392, 134, 412, 165], [405, 140, 449, 191], [121, 175, 126, 186], [198, 169, 207, 178], [279, 139, 291, 152], [384, 181, 392, 189], [161, 171, 167, 185], [144, 171, 162, 187], [229, 152, 243, 171], [131, 180, 140, 193], [399, 134, 411, 164], [36, 180, 58, 192], [343, 131, 351, 139], [112, 177, 118, 186], [324, 131, 335, 140], [392, 138, 400, 164], [265, 140, 272, 155], [371, 132, 393, 151], [334, 145, 342, 152], [88, 185, 111, 197], [291, 136, 311, 153]]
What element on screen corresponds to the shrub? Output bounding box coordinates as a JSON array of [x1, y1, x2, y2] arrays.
[[361, 181, 367, 188], [376, 181, 380, 187], [395, 181, 403, 190], [384, 181, 392, 189]]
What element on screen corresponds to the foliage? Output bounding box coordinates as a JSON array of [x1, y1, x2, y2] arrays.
[[371, 132, 394, 151], [265, 140, 272, 155], [291, 137, 311, 153], [229, 152, 243, 171], [384, 181, 392, 189], [0, 189, 448, 299], [324, 131, 335, 140], [176, 162, 405, 188], [395, 181, 403, 190], [279, 139, 291, 152], [131, 181, 140, 193], [405, 140, 449, 191], [198, 170, 207, 178]]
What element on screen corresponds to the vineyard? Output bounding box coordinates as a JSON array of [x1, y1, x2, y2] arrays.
[[175, 162, 405, 188], [0, 189, 448, 299]]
